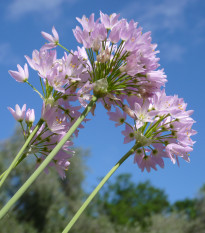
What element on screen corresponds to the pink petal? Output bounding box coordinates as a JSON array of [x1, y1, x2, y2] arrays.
[[52, 26, 59, 41], [41, 31, 54, 42], [24, 63, 29, 78]]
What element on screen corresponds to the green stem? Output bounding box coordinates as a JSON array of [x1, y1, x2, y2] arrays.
[[0, 96, 98, 219], [0, 152, 28, 181], [26, 81, 44, 100], [58, 43, 74, 55], [20, 122, 26, 140], [0, 120, 43, 189], [0, 171, 6, 181], [62, 143, 140, 233]]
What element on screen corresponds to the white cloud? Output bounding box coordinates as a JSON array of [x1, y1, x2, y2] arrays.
[[0, 43, 19, 66], [119, 0, 194, 63], [120, 0, 191, 33], [160, 42, 186, 62], [6, 0, 77, 21]]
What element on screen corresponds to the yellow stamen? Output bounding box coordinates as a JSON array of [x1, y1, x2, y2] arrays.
[[56, 117, 62, 124]]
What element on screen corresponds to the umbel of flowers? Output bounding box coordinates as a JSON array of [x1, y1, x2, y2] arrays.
[[1, 12, 196, 231], [108, 89, 196, 171], [7, 12, 173, 178]]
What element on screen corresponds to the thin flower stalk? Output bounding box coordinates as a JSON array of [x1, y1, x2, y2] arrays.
[[0, 120, 43, 189], [62, 143, 140, 233]]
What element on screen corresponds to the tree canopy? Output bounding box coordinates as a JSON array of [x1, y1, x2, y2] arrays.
[[0, 129, 204, 233]]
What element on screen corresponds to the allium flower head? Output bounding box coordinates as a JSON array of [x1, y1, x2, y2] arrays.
[[8, 12, 196, 179], [108, 90, 196, 172], [72, 12, 167, 110]]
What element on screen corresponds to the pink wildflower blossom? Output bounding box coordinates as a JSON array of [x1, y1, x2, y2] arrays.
[[8, 104, 26, 122], [107, 107, 127, 127], [108, 89, 196, 172], [41, 26, 59, 50], [9, 64, 29, 82]]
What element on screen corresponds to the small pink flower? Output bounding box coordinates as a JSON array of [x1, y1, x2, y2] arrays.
[[8, 64, 29, 82], [41, 26, 59, 50], [25, 108, 35, 124], [100, 12, 120, 29], [133, 101, 155, 129], [121, 124, 135, 144], [8, 104, 26, 122], [135, 154, 157, 172], [77, 81, 93, 107], [76, 13, 95, 32], [107, 107, 126, 127], [41, 103, 68, 134], [165, 143, 192, 165]]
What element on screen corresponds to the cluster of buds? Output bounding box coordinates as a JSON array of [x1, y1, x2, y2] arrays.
[[96, 48, 111, 63], [8, 12, 196, 177]]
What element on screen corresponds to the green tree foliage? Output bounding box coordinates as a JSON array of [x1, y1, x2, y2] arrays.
[[0, 128, 88, 233], [171, 198, 197, 219], [94, 174, 169, 229], [0, 129, 205, 233]]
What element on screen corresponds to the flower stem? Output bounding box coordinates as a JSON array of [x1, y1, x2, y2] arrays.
[[0, 171, 6, 180], [0, 153, 28, 181], [0, 120, 44, 189], [26, 80, 44, 100], [0, 95, 98, 219], [58, 43, 74, 55], [62, 143, 140, 233]]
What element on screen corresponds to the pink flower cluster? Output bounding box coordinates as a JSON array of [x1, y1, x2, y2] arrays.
[[32, 123, 74, 179], [73, 12, 167, 100], [8, 103, 74, 178], [108, 90, 196, 172], [8, 12, 196, 177]]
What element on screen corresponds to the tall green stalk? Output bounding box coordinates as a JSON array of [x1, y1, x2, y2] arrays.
[[62, 143, 140, 233], [0, 120, 43, 189], [0, 96, 97, 219], [0, 171, 6, 181]]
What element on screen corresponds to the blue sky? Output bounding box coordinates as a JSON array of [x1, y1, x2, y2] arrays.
[[0, 0, 205, 203]]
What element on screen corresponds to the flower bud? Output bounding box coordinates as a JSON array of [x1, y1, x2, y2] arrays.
[[119, 65, 126, 73], [96, 48, 110, 63], [26, 108, 35, 125], [122, 105, 135, 118], [91, 103, 96, 116], [92, 39, 101, 52]]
